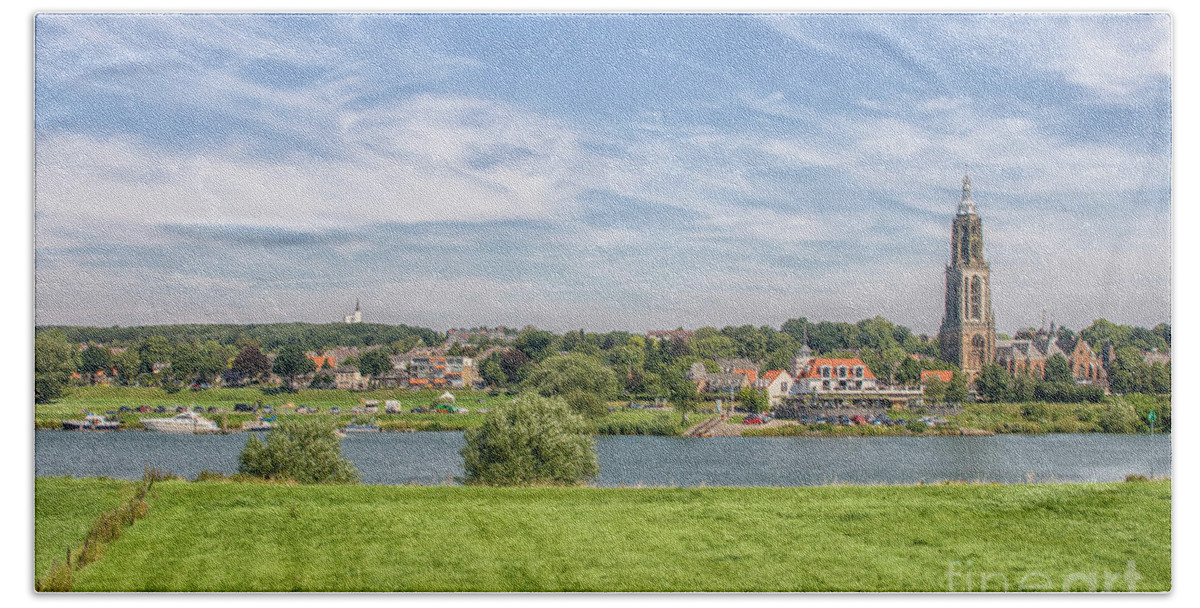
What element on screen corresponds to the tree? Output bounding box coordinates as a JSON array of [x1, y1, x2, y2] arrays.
[[737, 386, 770, 413], [78, 344, 112, 384], [238, 417, 360, 483], [479, 355, 507, 388], [460, 394, 598, 486], [1044, 354, 1074, 384], [358, 349, 393, 378], [521, 354, 620, 402], [923, 377, 947, 404], [113, 349, 142, 385], [514, 328, 559, 362], [272, 344, 316, 388], [499, 348, 533, 384], [35, 330, 76, 403], [664, 370, 699, 423], [945, 372, 968, 404], [231, 344, 271, 382], [974, 363, 1011, 402]]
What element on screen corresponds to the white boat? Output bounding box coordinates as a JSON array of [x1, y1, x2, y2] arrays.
[[141, 411, 219, 434]]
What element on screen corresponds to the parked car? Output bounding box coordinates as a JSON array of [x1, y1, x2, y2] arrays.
[[743, 414, 764, 425], [138, 405, 151, 413], [410, 407, 430, 414], [155, 405, 167, 413], [329, 407, 341, 414], [118, 406, 131, 412], [851, 415, 868, 425], [234, 403, 254, 412]]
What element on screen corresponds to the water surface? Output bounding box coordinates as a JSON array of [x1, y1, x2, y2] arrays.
[[35, 430, 1171, 486]]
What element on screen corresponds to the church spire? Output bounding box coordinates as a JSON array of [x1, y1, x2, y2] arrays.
[[355, 298, 360, 312], [957, 169, 977, 215]]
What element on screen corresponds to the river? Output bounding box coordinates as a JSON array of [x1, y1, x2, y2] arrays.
[[34, 430, 1171, 487]]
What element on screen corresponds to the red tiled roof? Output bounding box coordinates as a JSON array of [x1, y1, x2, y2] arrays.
[[921, 370, 954, 383], [761, 370, 785, 382]]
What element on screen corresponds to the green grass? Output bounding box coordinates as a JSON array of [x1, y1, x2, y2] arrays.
[[36, 477, 1170, 592], [34, 477, 134, 579], [35, 386, 706, 434]]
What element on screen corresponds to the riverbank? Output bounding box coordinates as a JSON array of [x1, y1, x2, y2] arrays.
[[35, 386, 1169, 437], [36, 476, 1170, 591]]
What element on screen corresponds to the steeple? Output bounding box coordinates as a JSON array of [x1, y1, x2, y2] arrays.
[[355, 298, 360, 312], [957, 170, 977, 216]]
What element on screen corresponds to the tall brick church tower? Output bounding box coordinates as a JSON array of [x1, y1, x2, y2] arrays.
[[939, 173, 995, 379]]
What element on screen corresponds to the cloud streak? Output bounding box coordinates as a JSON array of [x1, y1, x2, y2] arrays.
[[34, 13, 1171, 333]]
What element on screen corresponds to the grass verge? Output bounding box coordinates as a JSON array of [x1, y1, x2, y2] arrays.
[[34, 477, 1171, 592]]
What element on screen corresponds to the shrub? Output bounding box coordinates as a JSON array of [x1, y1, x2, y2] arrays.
[[1099, 400, 1139, 434], [1125, 473, 1150, 482], [905, 419, 928, 433], [461, 393, 598, 486], [238, 417, 361, 484], [564, 390, 609, 420], [594, 414, 677, 436]]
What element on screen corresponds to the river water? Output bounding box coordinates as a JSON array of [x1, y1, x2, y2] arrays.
[[34, 430, 1171, 487]]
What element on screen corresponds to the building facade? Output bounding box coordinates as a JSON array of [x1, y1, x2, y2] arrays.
[[938, 174, 996, 379]]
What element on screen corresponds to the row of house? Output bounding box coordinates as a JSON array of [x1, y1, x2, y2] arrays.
[[688, 345, 933, 408], [306, 346, 478, 390]]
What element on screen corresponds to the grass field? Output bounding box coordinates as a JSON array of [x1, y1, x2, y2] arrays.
[[34, 477, 134, 578], [37, 477, 1170, 592]]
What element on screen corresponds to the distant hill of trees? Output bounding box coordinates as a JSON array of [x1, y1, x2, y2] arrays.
[[35, 322, 443, 353]]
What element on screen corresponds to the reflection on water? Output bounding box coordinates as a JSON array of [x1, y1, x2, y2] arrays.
[[35, 430, 1171, 487]]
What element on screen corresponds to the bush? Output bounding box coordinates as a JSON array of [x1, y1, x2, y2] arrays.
[[905, 419, 928, 433], [461, 393, 598, 486], [564, 390, 608, 420], [238, 417, 360, 484], [1098, 400, 1139, 434], [594, 414, 677, 436]]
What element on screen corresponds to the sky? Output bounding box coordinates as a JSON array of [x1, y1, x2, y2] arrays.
[[33, 13, 1172, 334]]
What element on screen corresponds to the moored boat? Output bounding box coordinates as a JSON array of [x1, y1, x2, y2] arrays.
[[62, 413, 120, 431], [342, 423, 381, 433], [141, 411, 219, 434]]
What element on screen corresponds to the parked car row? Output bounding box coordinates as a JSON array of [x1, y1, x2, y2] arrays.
[[793, 413, 909, 427]]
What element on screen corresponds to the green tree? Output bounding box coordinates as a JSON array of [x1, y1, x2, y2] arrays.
[[358, 349, 393, 378], [1044, 354, 1074, 384], [521, 353, 620, 401], [923, 377, 946, 404], [664, 370, 699, 423], [974, 363, 1011, 402], [238, 417, 360, 483], [737, 386, 770, 413], [35, 330, 76, 403], [113, 349, 142, 385], [78, 344, 112, 384], [479, 355, 507, 388], [272, 344, 316, 388], [945, 372, 968, 404], [514, 328, 559, 362], [460, 394, 598, 486]]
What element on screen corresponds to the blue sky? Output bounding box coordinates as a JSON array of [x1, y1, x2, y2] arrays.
[[34, 13, 1171, 334]]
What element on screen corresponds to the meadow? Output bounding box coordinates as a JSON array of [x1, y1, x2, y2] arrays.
[[36, 476, 1170, 592]]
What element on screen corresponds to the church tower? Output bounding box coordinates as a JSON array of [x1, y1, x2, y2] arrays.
[[938, 173, 995, 379]]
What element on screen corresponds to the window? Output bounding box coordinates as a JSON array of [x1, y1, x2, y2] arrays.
[[780, 382, 788, 392], [854, 366, 863, 378], [970, 276, 982, 320], [838, 366, 847, 378], [821, 366, 831, 378]]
